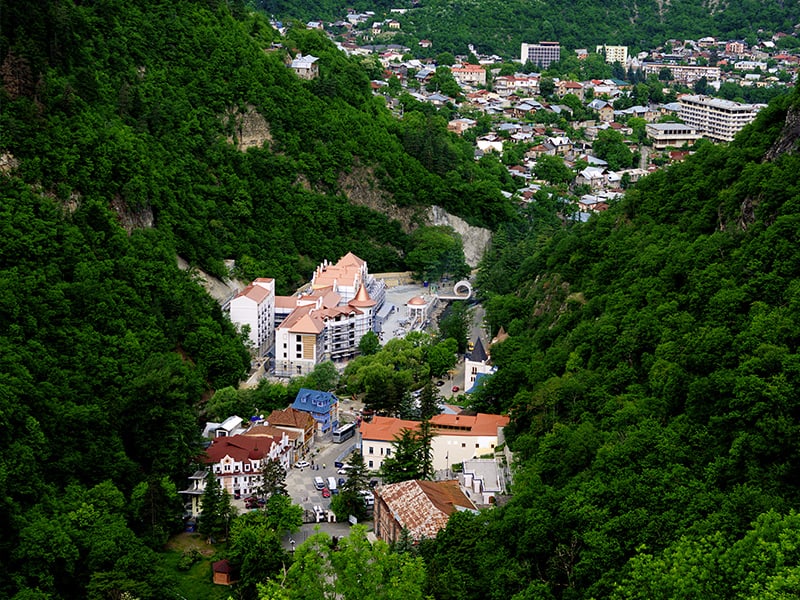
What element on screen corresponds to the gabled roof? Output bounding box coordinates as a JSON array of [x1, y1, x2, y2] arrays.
[[430, 413, 509, 436], [292, 388, 338, 414], [204, 434, 272, 464], [266, 407, 316, 430], [376, 479, 476, 540], [234, 284, 271, 303]]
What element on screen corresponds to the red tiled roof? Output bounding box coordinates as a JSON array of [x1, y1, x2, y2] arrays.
[[236, 284, 270, 303], [203, 434, 273, 464]]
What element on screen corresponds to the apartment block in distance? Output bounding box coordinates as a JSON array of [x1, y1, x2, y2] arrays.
[[520, 41, 560, 69], [596, 45, 628, 64], [678, 94, 761, 143]]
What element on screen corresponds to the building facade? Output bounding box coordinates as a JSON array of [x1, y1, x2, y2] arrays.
[[229, 278, 275, 355], [596, 45, 629, 64], [373, 479, 477, 543], [679, 94, 760, 142], [645, 122, 702, 149], [291, 388, 340, 433], [520, 42, 560, 69], [360, 413, 510, 471]]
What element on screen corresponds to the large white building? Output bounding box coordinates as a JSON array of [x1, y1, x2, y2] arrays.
[[645, 122, 703, 149], [678, 94, 761, 143], [273, 253, 385, 377], [520, 42, 560, 69], [231, 253, 386, 375], [360, 413, 510, 472], [229, 278, 275, 355]]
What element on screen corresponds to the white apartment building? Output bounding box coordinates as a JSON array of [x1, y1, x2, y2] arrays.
[[360, 413, 510, 472], [645, 122, 703, 149], [642, 63, 721, 84], [679, 94, 760, 143], [229, 278, 275, 355], [520, 42, 560, 69], [596, 45, 629, 64]]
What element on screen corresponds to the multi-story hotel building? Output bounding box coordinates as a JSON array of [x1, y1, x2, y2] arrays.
[[642, 63, 721, 84], [678, 94, 760, 143], [520, 41, 560, 69], [645, 122, 703, 149]]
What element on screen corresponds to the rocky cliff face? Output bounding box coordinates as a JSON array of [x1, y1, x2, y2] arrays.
[[764, 101, 800, 161], [340, 163, 492, 267], [427, 205, 491, 268]]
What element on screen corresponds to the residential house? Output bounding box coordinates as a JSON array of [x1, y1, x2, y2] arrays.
[[290, 54, 320, 80], [597, 44, 629, 64], [476, 134, 504, 153], [373, 479, 477, 543], [451, 63, 487, 86], [229, 278, 275, 356], [557, 80, 584, 100], [203, 431, 292, 497], [202, 415, 247, 439], [291, 388, 339, 433], [265, 407, 317, 460], [588, 98, 615, 122], [447, 118, 477, 135]]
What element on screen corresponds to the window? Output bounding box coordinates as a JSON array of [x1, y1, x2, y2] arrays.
[[369, 446, 374, 454], [475, 443, 480, 448], [380, 448, 383, 455], [386, 449, 391, 456], [462, 443, 466, 448], [245, 464, 250, 471], [369, 460, 374, 468]]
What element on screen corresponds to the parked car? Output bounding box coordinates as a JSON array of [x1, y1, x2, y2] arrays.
[[245, 497, 259, 509], [338, 477, 346, 487], [322, 487, 331, 498], [452, 385, 460, 393], [369, 479, 380, 488], [294, 460, 311, 469], [436, 380, 445, 386], [334, 461, 344, 468]]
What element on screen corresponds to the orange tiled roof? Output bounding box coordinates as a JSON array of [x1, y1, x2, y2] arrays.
[[360, 416, 420, 441]]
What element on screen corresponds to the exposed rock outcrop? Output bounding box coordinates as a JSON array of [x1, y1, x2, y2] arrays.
[[224, 104, 272, 151], [764, 102, 800, 161], [427, 206, 492, 268]]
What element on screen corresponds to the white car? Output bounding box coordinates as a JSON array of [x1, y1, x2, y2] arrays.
[[294, 460, 311, 469]]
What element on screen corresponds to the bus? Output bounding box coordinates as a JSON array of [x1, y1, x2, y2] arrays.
[[332, 422, 357, 443]]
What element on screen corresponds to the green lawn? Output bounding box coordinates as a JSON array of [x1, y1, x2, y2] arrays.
[[162, 533, 231, 600]]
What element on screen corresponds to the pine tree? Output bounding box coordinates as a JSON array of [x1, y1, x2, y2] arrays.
[[258, 458, 288, 499], [199, 472, 235, 541]]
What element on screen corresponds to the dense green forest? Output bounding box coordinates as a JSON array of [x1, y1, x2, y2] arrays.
[[260, 0, 800, 58], [4, 0, 800, 598]]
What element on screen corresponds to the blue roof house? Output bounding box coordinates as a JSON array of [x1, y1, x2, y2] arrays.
[[292, 388, 340, 433]]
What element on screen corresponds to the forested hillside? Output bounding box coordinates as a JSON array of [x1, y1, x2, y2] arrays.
[[4, 0, 800, 598], [261, 0, 800, 57], [418, 88, 800, 598], [0, 0, 512, 597]]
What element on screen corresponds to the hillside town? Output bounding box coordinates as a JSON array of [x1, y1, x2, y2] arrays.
[[280, 15, 800, 219]]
